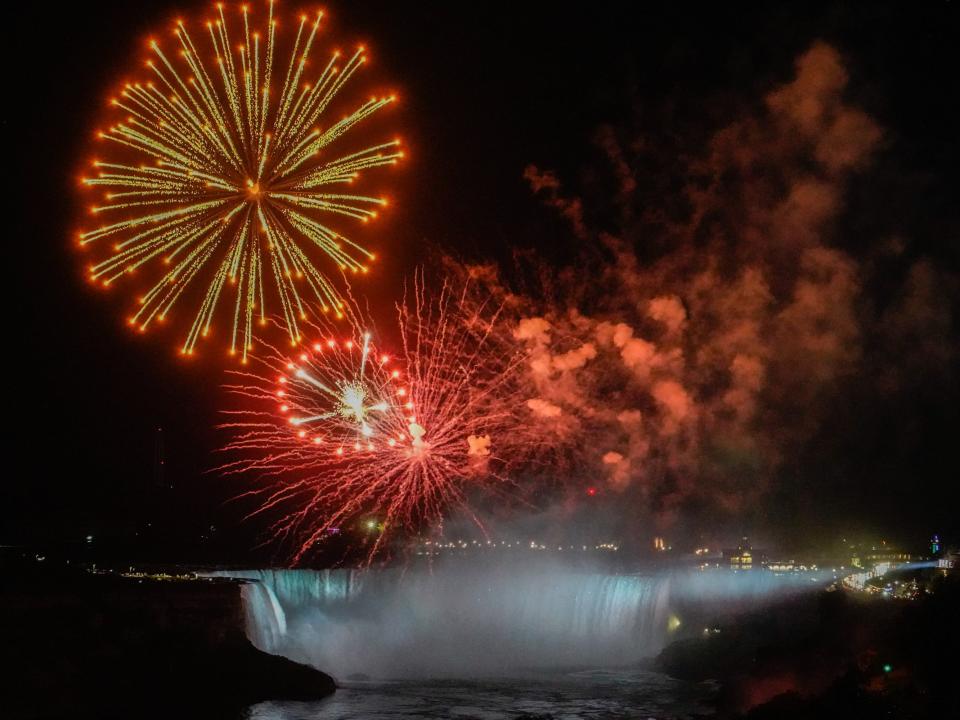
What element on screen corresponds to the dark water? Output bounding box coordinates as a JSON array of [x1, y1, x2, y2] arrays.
[[246, 669, 715, 719]]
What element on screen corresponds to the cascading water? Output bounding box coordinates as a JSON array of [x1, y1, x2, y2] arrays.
[[205, 562, 829, 678], [239, 581, 287, 654]]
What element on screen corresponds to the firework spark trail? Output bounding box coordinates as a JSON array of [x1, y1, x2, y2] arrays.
[[77, 1, 402, 360], [218, 271, 544, 564]]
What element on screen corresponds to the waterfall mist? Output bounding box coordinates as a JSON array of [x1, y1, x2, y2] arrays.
[[206, 559, 829, 678]]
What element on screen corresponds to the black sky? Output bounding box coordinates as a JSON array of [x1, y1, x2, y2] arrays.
[[6, 1, 958, 561]]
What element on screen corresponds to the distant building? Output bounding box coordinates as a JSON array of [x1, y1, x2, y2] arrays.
[[862, 550, 912, 564], [764, 559, 797, 572], [723, 537, 766, 570], [849, 539, 912, 568]]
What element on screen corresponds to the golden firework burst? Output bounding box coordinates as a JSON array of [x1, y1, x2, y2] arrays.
[[78, 1, 403, 361]]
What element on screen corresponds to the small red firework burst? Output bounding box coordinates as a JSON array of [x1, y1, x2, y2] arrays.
[[218, 272, 541, 563]]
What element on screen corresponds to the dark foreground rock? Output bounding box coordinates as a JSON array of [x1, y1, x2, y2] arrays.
[[656, 570, 960, 719], [1, 565, 335, 719]]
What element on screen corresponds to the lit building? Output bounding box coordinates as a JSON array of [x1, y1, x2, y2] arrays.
[[764, 559, 797, 572], [723, 537, 766, 570], [863, 550, 912, 564]]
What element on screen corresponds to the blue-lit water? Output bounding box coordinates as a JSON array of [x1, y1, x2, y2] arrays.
[[206, 561, 831, 680], [211, 565, 673, 676]]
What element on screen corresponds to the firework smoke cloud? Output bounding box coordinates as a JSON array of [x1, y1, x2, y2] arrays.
[[467, 42, 957, 533]]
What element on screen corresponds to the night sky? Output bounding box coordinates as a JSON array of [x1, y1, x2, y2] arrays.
[[6, 1, 958, 561]]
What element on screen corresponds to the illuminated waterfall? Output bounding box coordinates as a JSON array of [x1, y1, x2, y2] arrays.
[[206, 563, 828, 678]]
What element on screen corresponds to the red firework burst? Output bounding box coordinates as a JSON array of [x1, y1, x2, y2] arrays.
[[218, 272, 539, 563]]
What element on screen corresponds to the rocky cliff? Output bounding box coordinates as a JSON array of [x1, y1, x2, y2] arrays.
[[1, 566, 335, 719]]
